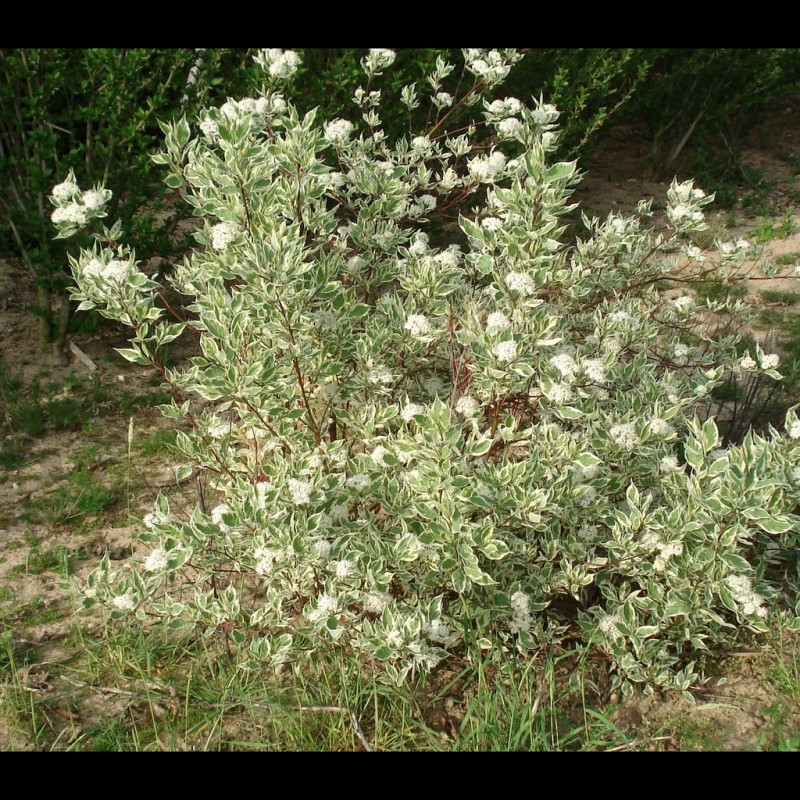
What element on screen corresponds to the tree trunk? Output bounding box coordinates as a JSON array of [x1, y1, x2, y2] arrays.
[[37, 285, 70, 366]]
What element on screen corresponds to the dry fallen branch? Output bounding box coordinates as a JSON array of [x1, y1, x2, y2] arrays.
[[68, 340, 98, 371], [61, 677, 373, 751]]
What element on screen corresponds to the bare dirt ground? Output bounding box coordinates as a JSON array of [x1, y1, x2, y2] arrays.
[[2, 103, 800, 750]]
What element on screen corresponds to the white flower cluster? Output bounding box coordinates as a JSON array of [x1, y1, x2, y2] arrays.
[[404, 314, 432, 339], [211, 222, 238, 252], [143, 510, 169, 530], [408, 194, 436, 217], [761, 353, 780, 370], [739, 355, 757, 371], [509, 590, 532, 634], [467, 150, 506, 183], [324, 118, 355, 145], [287, 478, 314, 506], [550, 353, 578, 382], [602, 336, 623, 355], [52, 204, 89, 227], [724, 574, 767, 618], [666, 179, 710, 232], [493, 339, 517, 362], [368, 365, 393, 385], [105, 260, 130, 282], [425, 618, 452, 643], [255, 49, 302, 80], [673, 295, 695, 314], [211, 96, 285, 135], [50, 176, 111, 232], [673, 342, 690, 360], [668, 203, 705, 227], [530, 104, 559, 125], [253, 546, 281, 577], [322, 171, 346, 192], [486, 311, 510, 334], [545, 382, 572, 405], [371, 445, 391, 467], [421, 375, 445, 397], [608, 310, 634, 328], [307, 592, 339, 623], [112, 592, 136, 611], [598, 613, 624, 640], [455, 395, 480, 417], [333, 559, 353, 579], [610, 422, 640, 451], [199, 117, 219, 138], [401, 402, 425, 422], [144, 547, 169, 572], [363, 592, 390, 614], [574, 459, 600, 482], [362, 48, 396, 75], [254, 481, 271, 509], [504, 270, 536, 296], [481, 216, 503, 231], [435, 246, 462, 269], [718, 239, 751, 258], [411, 135, 432, 155], [434, 92, 453, 108], [582, 357, 607, 384], [660, 455, 681, 473], [486, 97, 523, 117], [220, 98, 256, 119], [497, 117, 523, 139], [83, 258, 131, 283], [649, 417, 674, 437], [314, 536, 332, 561], [682, 243, 706, 263], [408, 232, 430, 256], [464, 49, 517, 85], [578, 486, 597, 507], [346, 474, 370, 491], [208, 419, 230, 439], [653, 541, 683, 572], [82, 190, 106, 210], [211, 503, 232, 531], [314, 310, 338, 333], [52, 178, 79, 202]]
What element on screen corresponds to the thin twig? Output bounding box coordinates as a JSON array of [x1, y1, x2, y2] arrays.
[[26, 647, 87, 672], [721, 649, 763, 657], [62, 677, 136, 698], [604, 735, 673, 752]]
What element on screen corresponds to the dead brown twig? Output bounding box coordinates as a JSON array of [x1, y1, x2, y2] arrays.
[[61, 676, 373, 751]]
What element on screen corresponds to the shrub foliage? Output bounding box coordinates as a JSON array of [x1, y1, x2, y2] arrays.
[[52, 49, 800, 697]]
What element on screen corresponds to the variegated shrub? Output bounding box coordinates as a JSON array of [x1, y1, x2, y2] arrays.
[[52, 49, 800, 696]]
